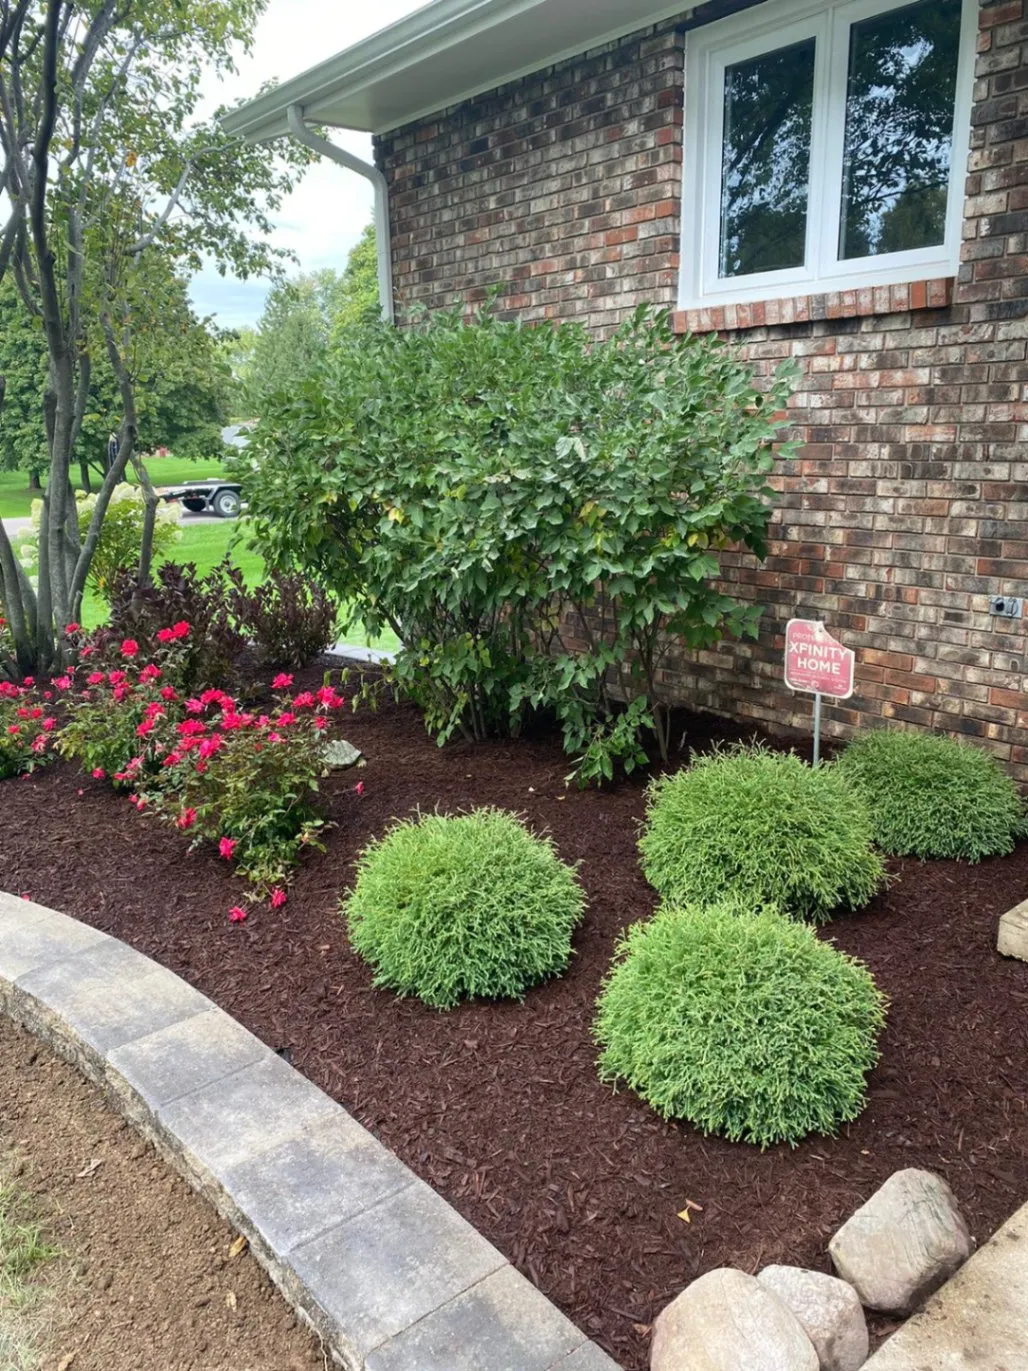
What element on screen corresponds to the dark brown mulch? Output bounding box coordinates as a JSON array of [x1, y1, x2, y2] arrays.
[[1, 660, 1026, 1370]]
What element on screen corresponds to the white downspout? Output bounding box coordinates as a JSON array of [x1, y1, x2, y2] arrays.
[[286, 104, 395, 324]]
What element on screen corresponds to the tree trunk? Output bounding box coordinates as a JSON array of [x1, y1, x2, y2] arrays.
[[28, 469, 41, 490], [78, 459, 91, 493]]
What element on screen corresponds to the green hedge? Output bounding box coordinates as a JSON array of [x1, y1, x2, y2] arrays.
[[344, 808, 585, 1009], [638, 744, 885, 922], [836, 728, 1026, 861], [594, 902, 887, 1148]]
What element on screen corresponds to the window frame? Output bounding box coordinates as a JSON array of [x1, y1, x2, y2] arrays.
[[678, 0, 979, 310]]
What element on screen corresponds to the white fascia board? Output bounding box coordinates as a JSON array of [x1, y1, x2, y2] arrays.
[[222, 0, 706, 142]]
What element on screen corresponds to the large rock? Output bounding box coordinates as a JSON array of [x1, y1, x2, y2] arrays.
[[757, 1266, 868, 1371], [828, 1169, 973, 1316], [651, 1267, 818, 1371], [998, 899, 1028, 963]]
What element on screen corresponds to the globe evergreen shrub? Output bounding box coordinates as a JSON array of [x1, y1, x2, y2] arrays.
[[344, 808, 585, 1009], [594, 902, 887, 1147], [639, 743, 885, 921], [836, 728, 1026, 861]]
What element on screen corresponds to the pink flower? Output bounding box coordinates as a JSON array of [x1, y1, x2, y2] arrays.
[[91, 768, 106, 780], [178, 718, 207, 737], [269, 888, 288, 910], [176, 808, 197, 831], [108, 670, 127, 686], [162, 751, 183, 768], [313, 716, 328, 730], [135, 720, 155, 738], [42, 717, 57, 732], [139, 664, 161, 683], [121, 639, 139, 658], [218, 836, 237, 860], [272, 673, 294, 690], [200, 688, 227, 707], [266, 731, 283, 744], [291, 691, 315, 709], [7, 724, 20, 735], [31, 735, 47, 754], [195, 760, 208, 775], [354, 781, 365, 796], [53, 675, 72, 691], [185, 697, 204, 714], [228, 906, 248, 924], [23, 677, 34, 687], [198, 735, 223, 759], [81, 646, 95, 658], [130, 794, 147, 811], [87, 671, 105, 686], [160, 686, 178, 702], [64, 621, 80, 634], [275, 711, 296, 727], [316, 686, 345, 709]]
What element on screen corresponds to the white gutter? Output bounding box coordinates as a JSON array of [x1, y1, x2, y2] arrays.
[[286, 105, 395, 325]]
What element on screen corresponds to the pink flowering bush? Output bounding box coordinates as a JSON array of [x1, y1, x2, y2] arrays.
[[143, 679, 347, 892], [0, 681, 57, 779], [56, 636, 187, 784]]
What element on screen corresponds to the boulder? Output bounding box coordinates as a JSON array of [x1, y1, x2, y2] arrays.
[[828, 1169, 973, 1315], [757, 1265, 868, 1371], [651, 1267, 818, 1371]]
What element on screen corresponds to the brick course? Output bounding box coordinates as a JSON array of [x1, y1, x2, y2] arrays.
[[374, 0, 1028, 779]]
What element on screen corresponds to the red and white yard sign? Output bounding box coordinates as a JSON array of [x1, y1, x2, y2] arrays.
[[784, 619, 855, 700]]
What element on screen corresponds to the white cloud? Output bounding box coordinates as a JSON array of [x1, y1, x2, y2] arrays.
[[191, 0, 427, 330]]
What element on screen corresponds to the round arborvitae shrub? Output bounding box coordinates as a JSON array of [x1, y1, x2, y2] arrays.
[[638, 743, 885, 922], [344, 808, 585, 1009], [595, 902, 887, 1148], [836, 728, 1026, 862]]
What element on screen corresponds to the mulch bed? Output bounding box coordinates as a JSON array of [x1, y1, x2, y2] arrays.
[[2, 657, 1027, 1370]]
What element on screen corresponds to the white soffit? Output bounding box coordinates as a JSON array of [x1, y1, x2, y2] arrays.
[[222, 0, 713, 140]]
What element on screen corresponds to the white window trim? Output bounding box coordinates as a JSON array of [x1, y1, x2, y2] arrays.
[[678, 0, 979, 311]]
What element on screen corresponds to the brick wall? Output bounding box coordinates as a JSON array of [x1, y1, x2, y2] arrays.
[[374, 0, 1028, 781]]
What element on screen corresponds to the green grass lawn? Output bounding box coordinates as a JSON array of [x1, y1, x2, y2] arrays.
[[0, 456, 230, 521]]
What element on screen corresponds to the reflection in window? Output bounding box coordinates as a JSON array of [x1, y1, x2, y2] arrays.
[[839, 0, 962, 259], [719, 39, 816, 278]]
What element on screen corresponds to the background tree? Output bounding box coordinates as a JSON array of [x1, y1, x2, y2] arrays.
[[0, 0, 313, 678], [244, 224, 381, 414]]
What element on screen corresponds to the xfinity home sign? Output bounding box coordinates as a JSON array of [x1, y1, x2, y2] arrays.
[[784, 619, 854, 700]]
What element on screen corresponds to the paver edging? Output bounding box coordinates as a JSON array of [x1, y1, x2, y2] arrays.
[[0, 891, 621, 1371]]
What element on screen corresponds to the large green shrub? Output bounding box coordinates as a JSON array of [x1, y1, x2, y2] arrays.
[[639, 744, 884, 921], [239, 304, 796, 777], [344, 808, 585, 1009], [595, 902, 887, 1147], [836, 728, 1026, 861]]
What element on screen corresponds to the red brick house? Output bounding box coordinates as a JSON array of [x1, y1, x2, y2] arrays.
[[226, 0, 1028, 777]]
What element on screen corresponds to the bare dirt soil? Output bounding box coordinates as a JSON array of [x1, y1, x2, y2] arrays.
[[1, 660, 1027, 1369], [0, 1015, 326, 1371]]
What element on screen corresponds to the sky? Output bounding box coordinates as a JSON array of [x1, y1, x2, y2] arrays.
[[191, 0, 427, 331]]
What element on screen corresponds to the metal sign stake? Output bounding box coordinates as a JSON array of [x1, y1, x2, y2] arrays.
[[813, 690, 822, 766]]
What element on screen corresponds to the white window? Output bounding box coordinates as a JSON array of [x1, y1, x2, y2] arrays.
[[679, 0, 977, 309]]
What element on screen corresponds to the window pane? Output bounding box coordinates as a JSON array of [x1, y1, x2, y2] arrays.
[[839, 0, 963, 260], [720, 38, 816, 279]]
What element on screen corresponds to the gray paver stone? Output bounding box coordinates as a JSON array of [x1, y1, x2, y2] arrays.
[[365, 1264, 585, 1371], [157, 1052, 340, 1195], [286, 1179, 505, 1363], [998, 899, 1028, 962], [861, 1199, 1028, 1370], [829, 1169, 973, 1315], [219, 1111, 414, 1256], [13, 938, 208, 1072], [651, 1268, 819, 1371], [758, 1265, 869, 1371], [0, 894, 113, 986], [552, 1345, 623, 1371], [106, 1008, 269, 1125]]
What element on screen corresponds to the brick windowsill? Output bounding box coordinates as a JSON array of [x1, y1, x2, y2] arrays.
[[671, 278, 955, 335]]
